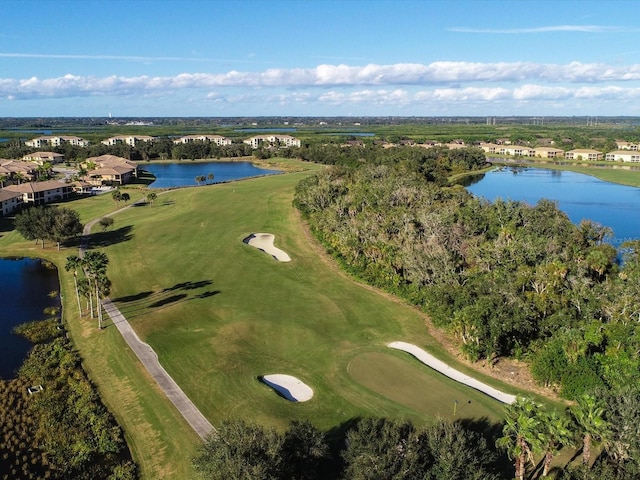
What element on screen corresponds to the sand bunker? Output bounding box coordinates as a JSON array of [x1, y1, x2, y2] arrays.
[[388, 341, 517, 404], [244, 233, 291, 262], [261, 374, 313, 402]]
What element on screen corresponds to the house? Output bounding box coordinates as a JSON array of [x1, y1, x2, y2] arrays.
[[22, 151, 65, 165], [479, 142, 500, 154], [25, 136, 89, 148], [69, 180, 94, 194], [243, 135, 301, 149], [444, 142, 468, 150], [83, 155, 138, 186], [172, 134, 232, 146], [3, 180, 72, 206], [533, 147, 565, 158], [494, 145, 534, 156], [565, 149, 603, 161], [0, 189, 23, 216], [605, 150, 640, 162], [101, 135, 155, 146], [0, 160, 39, 182], [615, 141, 639, 151]]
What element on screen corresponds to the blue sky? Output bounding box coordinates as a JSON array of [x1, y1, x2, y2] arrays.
[[2, 0, 640, 117]]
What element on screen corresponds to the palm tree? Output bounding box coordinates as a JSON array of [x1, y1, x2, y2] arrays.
[[65, 255, 83, 315], [146, 192, 157, 204], [569, 393, 610, 466], [82, 251, 109, 328], [497, 397, 542, 480], [0, 174, 7, 187], [537, 410, 574, 477], [207, 172, 214, 184], [77, 278, 91, 315]]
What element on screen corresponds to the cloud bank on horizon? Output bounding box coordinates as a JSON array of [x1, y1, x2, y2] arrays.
[[1, 0, 638, 116], [2, 61, 639, 110]]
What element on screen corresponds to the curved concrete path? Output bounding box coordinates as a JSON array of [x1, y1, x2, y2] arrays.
[[80, 195, 214, 440], [388, 341, 517, 404]]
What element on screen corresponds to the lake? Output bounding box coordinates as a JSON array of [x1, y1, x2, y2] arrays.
[[0, 258, 61, 379], [142, 161, 281, 189], [466, 167, 640, 246]]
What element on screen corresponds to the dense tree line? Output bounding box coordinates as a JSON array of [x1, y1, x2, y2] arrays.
[[192, 418, 501, 480], [0, 320, 136, 479], [193, 392, 640, 480], [294, 149, 639, 400]]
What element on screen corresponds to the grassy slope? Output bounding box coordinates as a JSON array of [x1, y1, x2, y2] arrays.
[[98, 167, 528, 432]]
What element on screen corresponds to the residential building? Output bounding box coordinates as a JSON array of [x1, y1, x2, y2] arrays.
[[173, 134, 232, 146], [0, 189, 23, 215], [25, 136, 90, 148], [243, 135, 301, 149], [0, 160, 39, 182], [565, 149, 603, 161], [533, 147, 565, 158], [479, 142, 500, 154], [22, 151, 65, 165], [615, 141, 639, 151], [101, 135, 155, 146], [605, 150, 640, 162], [83, 154, 138, 186], [496, 145, 534, 156], [3, 180, 72, 206]]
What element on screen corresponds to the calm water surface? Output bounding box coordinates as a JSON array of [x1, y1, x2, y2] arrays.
[[142, 161, 281, 189], [466, 167, 640, 246], [0, 258, 60, 379]]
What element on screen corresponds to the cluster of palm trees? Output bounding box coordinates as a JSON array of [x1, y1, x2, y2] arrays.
[[195, 173, 215, 185], [65, 252, 111, 329], [498, 395, 609, 479]]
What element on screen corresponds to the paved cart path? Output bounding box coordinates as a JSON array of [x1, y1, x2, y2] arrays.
[[80, 197, 214, 440]]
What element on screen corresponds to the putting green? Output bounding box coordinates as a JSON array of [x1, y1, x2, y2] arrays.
[[348, 351, 502, 422]]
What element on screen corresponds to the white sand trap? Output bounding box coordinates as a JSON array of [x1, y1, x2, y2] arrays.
[[244, 233, 291, 262], [261, 374, 314, 402], [388, 341, 517, 404]]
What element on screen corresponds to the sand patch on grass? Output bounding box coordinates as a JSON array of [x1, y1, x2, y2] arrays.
[[388, 341, 517, 404], [244, 233, 291, 262], [261, 374, 313, 402]]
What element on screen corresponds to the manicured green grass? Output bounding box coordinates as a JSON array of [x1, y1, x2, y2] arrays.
[[94, 166, 529, 435]]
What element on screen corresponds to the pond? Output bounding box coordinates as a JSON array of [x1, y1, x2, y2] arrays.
[[142, 161, 282, 189], [466, 167, 640, 246], [0, 258, 61, 379]]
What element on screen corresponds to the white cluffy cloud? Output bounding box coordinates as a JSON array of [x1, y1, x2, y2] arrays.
[[2, 61, 640, 112]]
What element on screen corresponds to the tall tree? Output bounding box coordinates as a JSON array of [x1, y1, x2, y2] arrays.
[[569, 393, 610, 467], [82, 251, 109, 328], [497, 397, 542, 480], [537, 410, 574, 477], [65, 255, 84, 315]]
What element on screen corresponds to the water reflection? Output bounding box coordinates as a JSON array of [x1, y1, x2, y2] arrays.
[[466, 167, 640, 246]]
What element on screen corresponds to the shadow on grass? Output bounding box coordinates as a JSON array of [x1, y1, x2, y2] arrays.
[[88, 225, 133, 248], [113, 279, 218, 319], [0, 216, 15, 234]]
